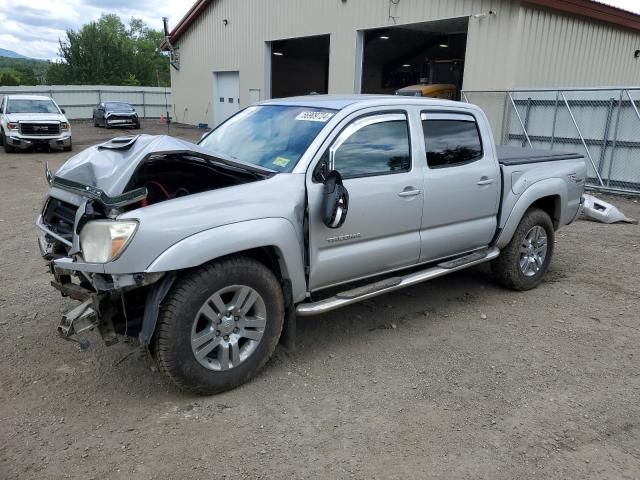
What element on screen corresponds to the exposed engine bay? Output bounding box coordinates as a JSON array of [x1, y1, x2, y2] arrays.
[[123, 153, 265, 210]]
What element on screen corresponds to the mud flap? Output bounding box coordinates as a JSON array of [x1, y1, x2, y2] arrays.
[[139, 273, 176, 346]]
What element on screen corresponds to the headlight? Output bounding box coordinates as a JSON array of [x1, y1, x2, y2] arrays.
[[79, 220, 138, 263], [61, 122, 70, 130], [7, 122, 18, 130]]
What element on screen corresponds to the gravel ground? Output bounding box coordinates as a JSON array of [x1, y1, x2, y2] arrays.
[[1, 120, 639, 479]]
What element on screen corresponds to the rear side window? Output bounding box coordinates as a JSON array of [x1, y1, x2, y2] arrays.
[[422, 118, 483, 168], [332, 118, 411, 178]]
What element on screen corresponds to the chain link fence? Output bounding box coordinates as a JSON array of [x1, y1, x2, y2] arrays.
[[462, 88, 640, 195], [0, 85, 172, 120]]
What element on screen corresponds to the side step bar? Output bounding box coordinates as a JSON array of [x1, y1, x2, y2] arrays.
[[296, 247, 499, 316]]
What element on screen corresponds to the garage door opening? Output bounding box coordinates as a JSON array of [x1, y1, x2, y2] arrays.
[[359, 18, 468, 100], [269, 35, 330, 98]]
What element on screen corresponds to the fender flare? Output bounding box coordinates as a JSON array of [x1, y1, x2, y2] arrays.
[[495, 178, 567, 249], [145, 217, 307, 302]]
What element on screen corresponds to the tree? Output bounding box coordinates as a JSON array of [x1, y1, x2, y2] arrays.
[[44, 14, 170, 86], [0, 72, 19, 86]]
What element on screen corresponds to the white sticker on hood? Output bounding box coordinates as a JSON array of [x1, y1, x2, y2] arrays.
[[295, 111, 334, 122]]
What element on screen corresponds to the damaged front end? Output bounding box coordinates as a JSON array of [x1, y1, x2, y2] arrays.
[[37, 134, 273, 348]]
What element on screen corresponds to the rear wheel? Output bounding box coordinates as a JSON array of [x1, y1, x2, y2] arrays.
[[93, 116, 99, 127], [153, 257, 284, 394], [492, 208, 554, 291]]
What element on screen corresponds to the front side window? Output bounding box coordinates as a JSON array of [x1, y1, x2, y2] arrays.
[[422, 117, 483, 168], [331, 115, 411, 178], [199, 105, 336, 172], [6, 99, 59, 114]]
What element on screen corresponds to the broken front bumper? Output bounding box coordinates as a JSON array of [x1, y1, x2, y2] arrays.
[[44, 250, 169, 347]]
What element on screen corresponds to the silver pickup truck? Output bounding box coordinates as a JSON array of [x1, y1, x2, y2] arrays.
[[37, 95, 586, 394]]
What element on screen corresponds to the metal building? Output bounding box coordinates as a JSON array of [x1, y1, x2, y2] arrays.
[[163, 0, 640, 128]]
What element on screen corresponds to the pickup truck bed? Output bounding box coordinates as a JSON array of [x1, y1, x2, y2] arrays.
[[497, 145, 583, 165]]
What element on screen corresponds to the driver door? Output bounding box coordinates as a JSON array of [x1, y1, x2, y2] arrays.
[[306, 111, 424, 291]]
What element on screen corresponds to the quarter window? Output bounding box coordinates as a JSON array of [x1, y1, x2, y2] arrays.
[[332, 117, 411, 178], [422, 118, 483, 168]]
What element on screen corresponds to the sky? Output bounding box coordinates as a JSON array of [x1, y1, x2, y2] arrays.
[[0, 0, 192, 60], [0, 0, 639, 61]]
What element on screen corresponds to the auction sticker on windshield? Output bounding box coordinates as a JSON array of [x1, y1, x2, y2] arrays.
[[295, 111, 334, 122]]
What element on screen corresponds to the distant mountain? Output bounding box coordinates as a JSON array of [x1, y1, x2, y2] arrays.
[[0, 48, 29, 59]]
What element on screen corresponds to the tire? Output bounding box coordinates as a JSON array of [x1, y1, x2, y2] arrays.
[[93, 116, 99, 127], [153, 256, 285, 395], [134, 120, 141, 130], [64, 141, 72, 152], [3, 133, 14, 153], [0, 130, 4, 146], [492, 208, 554, 291]]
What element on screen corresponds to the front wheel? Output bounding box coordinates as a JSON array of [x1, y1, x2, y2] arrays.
[[153, 257, 285, 394], [492, 208, 554, 291]]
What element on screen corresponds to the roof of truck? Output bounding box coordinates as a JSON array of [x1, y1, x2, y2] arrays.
[[260, 94, 464, 110]]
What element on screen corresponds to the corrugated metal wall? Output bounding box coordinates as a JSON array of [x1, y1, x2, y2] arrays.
[[170, 0, 640, 126], [514, 5, 640, 88], [170, 0, 518, 125]]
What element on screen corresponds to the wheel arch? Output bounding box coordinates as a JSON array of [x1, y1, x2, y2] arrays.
[[145, 218, 307, 303], [495, 179, 567, 249]]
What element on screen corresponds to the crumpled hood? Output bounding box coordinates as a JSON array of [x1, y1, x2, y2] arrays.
[[7, 113, 67, 123], [53, 134, 251, 197]]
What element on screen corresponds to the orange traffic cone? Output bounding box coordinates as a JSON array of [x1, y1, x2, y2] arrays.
[[159, 113, 166, 124]]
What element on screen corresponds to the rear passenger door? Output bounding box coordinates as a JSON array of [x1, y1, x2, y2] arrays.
[[419, 111, 500, 262], [307, 111, 424, 290]]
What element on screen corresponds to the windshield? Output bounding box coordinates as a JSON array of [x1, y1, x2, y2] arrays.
[[106, 102, 134, 112], [7, 99, 59, 114], [199, 105, 336, 172]]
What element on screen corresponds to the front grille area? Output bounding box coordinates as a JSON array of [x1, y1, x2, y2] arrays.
[[20, 123, 61, 136], [107, 115, 135, 122], [42, 198, 77, 239]]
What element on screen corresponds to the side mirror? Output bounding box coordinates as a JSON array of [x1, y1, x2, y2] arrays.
[[60, 108, 66, 114], [322, 170, 349, 229]]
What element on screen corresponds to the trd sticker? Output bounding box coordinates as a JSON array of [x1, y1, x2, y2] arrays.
[[295, 111, 334, 122]]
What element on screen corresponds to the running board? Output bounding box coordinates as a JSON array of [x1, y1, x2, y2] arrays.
[[296, 247, 500, 316]]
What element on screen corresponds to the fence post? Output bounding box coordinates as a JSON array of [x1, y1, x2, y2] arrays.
[[626, 89, 640, 123], [508, 92, 532, 148], [598, 97, 615, 177], [142, 90, 147, 118], [561, 92, 604, 186], [522, 97, 532, 147], [607, 90, 624, 187], [550, 91, 559, 150]]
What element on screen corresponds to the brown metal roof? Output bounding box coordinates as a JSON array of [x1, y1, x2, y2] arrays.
[[161, 0, 640, 49]]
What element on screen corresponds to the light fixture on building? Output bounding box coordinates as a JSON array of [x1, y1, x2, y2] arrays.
[[379, 35, 390, 40], [439, 41, 449, 48], [273, 51, 284, 56], [402, 64, 411, 67]]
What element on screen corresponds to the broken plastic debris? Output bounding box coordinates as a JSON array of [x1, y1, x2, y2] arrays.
[[581, 195, 637, 224]]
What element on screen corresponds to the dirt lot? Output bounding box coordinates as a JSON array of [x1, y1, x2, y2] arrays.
[[1, 119, 639, 479]]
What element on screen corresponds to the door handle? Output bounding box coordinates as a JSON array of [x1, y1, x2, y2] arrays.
[[477, 177, 495, 186], [398, 188, 422, 198]]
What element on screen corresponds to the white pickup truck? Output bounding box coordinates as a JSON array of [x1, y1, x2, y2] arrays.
[[0, 94, 72, 153]]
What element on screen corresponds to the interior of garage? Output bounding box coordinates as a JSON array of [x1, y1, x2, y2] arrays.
[[270, 35, 330, 98], [360, 18, 469, 99]]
